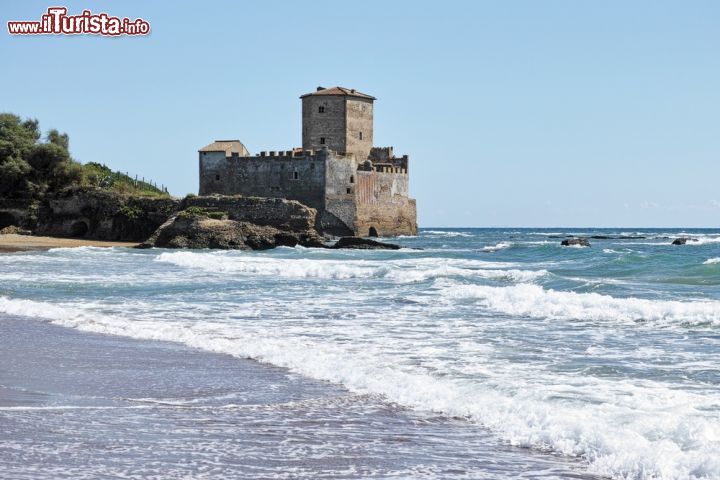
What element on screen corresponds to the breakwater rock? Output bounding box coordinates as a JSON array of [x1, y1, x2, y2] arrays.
[[139, 209, 324, 251], [329, 237, 401, 250], [672, 237, 698, 245], [561, 237, 591, 247]]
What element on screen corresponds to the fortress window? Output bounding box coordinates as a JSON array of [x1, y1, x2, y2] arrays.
[[346, 188, 352, 194], [318, 106, 325, 113], [350, 175, 354, 183], [320, 137, 326, 145], [359, 131, 363, 140], [293, 171, 299, 180], [215, 174, 220, 181]]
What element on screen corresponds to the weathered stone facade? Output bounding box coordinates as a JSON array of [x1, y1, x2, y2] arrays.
[[199, 86, 417, 237]]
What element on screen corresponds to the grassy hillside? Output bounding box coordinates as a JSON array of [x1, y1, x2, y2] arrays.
[[0, 113, 169, 201], [81, 162, 167, 197]]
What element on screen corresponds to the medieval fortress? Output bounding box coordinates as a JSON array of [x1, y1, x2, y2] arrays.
[[198, 86, 417, 237]]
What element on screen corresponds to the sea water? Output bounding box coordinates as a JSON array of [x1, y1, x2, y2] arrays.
[[1, 228, 719, 479]]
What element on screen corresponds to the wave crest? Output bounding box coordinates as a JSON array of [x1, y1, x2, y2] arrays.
[[154, 251, 545, 283], [435, 281, 720, 327]]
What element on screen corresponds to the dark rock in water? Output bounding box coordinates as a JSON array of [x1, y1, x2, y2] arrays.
[[672, 237, 698, 245], [330, 237, 401, 250], [561, 237, 591, 247], [139, 212, 325, 250]]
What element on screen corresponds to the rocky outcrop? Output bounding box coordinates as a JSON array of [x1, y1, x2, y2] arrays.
[[561, 237, 591, 247], [672, 237, 698, 245], [181, 195, 316, 232], [35, 187, 179, 242], [139, 211, 325, 250], [139, 196, 325, 250], [329, 237, 401, 250], [8, 187, 407, 251]]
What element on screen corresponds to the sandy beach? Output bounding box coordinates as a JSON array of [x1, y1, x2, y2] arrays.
[[0, 313, 598, 479], [0, 234, 138, 253]]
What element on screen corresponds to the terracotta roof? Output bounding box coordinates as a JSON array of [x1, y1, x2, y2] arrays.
[[199, 140, 249, 157], [300, 86, 376, 100]]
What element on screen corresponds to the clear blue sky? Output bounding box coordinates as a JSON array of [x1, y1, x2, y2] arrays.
[[2, 1, 719, 227]]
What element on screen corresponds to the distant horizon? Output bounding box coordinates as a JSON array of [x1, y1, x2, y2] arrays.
[[418, 226, 720, 229]]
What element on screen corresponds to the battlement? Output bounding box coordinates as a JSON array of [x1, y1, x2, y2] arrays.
[[253, 147, 354, 161], [198, 86, 416, 236]]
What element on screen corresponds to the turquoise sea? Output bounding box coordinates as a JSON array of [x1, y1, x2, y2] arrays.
[[1, 228, 719, 479]]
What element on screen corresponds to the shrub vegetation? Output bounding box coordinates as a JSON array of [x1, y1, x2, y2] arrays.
[[0, 113, 168, 201]]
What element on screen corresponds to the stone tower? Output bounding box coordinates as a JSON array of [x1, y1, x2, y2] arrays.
[[301, 86, 375, 162]]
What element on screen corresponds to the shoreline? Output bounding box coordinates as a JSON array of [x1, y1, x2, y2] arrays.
[[0, 312, 600, 479], [0, 234, 138, 253]]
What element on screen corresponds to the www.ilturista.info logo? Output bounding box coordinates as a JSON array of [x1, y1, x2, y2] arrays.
[[7, 7, 150, 36]]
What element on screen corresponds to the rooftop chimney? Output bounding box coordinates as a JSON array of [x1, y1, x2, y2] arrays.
[[316, 86, 324, 91]]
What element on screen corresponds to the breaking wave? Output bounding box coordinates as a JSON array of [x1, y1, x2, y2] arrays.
[[480, 242, 512, 252], [422, 230, 474, 237], [0, 295, 718, 480], [154, 251, 546, 283], [434, 281, 720, 327]]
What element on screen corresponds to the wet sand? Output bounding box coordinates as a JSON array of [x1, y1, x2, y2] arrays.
[[0, 314, 599, 479], [0, 234, 138, 252]]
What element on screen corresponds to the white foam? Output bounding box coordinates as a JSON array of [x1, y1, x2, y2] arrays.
[[422, 230, 473, 237], [435, 281, 720, 327], [703, 257, 720, 265], [670, 235, 720, 246], [1, 295, 718, 480], [480, 242, 512, 252], [153, 251, 544, 283]]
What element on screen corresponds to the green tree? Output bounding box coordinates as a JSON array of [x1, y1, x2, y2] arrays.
[[47, 129, 69, 151]]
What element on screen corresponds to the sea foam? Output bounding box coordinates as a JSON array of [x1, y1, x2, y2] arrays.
[[153, 251, 545, 283], [434, 281, 720, 327], [0, 295, 718, 480]]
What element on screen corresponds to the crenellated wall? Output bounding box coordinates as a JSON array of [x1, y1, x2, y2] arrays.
[[199, 150, 326, 212], [199, 148, 416, 237]]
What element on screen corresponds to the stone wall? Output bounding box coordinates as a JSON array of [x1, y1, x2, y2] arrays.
[[354, 170, 416, 236], [199, 148, 416, 237], [345, 98, 374, 161], [302, 96, 346, 155], [322, 154, 357, 236], [199, 149, 362, 236], [301, 96, 373, 161], [199, 151, 326, 212], [182, 195, 316, 232]]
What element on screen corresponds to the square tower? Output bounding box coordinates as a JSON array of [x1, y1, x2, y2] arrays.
[[301, 86, 375, 162]]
